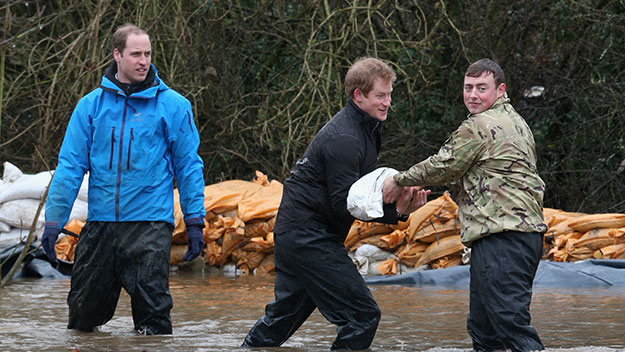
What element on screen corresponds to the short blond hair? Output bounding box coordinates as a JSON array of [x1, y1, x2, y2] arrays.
[[345, 57, 396, 99]]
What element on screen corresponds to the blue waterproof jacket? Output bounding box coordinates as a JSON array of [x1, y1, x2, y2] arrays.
[[45, 65, 205, 229]]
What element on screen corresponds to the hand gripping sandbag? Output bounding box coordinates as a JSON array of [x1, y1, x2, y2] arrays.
[[347, 167, 398, 221]]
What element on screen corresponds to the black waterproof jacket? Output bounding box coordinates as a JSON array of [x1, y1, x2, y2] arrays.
[[274, 100, 399, 241]]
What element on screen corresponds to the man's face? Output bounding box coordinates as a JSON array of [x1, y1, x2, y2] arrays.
[[113, 33, 151, 84], [354, 78, 393, 121], [463, 71, 505, 114]]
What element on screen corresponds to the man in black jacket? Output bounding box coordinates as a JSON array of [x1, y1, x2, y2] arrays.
[[242, 57, 429, 350]]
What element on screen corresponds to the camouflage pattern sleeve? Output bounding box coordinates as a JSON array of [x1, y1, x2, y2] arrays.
[[394, 118, 485, 187]]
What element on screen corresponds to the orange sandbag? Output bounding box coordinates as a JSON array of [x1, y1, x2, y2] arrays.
[[593, 243, 625, 259], [215, 217, 246, 265], [543, 208, 586, 228], [204, 240, 222, 266], [64, 219, 84, 235], [407, 192, 458, 241], [416, 235, 464, 267], [545, 219, 576, 239], [411, 220, 460, 243], [379, 229, 407, 249], [375, 258, 399, 276], [396, 242, 429, 267], [567, 246, 594, 262], [240, 232, 274, 253], [567, 213, 625, 233], [203, 180, 263, 214], [238, 180, 283, 222], [245, 219, 274, 238], [232, 248, 267, 274], [344, 221, 395, 248], [575, 228, 623, 251], [54, 219, 85, 262], [172, 189, 186, 244], [256, 254, 275, 275], [430, 254, 463, 269], [170, 244, 188, 266], [251, 170, 270, 186]]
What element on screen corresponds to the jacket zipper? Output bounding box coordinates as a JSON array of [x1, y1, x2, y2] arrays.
[[115, 100, 129, 221], [127, 128, 134, 170], [109, 127, 116, 169]]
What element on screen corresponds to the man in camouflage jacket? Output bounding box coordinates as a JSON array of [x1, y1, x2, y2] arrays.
[[383, 58, 547, 352]]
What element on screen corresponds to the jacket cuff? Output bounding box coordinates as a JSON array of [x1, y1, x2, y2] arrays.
[[44, 221, 61, 230], [185, 217, 205, 229]]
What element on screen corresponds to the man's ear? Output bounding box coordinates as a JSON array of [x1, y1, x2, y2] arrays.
[[113, 48, 121, 63], [497, 83, 506, 98], [353, 88, 364, 102]]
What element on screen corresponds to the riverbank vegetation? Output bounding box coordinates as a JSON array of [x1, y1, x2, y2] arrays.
[[2, 0, 624, 213]]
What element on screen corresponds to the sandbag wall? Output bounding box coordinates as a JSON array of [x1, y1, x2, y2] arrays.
[[3, 161, 625, 276], [543, 209, 625, 261], [171, 171, 282, 275], [0, 162, 88, 249]]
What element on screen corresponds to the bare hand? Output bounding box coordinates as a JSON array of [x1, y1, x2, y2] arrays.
[[382, 175, 403, 203], [396, 186, 431, 215]]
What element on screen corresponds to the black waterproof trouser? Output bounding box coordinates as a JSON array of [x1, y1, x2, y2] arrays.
[[67, 221, 173, 334], [467, 230, 545, 352], [243, 227, 381, 351]]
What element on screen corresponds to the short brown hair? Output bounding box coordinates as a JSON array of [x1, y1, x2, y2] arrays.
[[345, 57, 396, 99], [112, 23, 148, 53], [465, 58, 505, 87]]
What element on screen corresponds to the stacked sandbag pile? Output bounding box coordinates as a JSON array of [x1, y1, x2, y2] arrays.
[[543, 209, 625, 262], [345, 192, 464, 276], [0, 162, 49, 247], [0, 161, 88, 251], [6, 161, 625, 276], [171, 171, 281, 275]]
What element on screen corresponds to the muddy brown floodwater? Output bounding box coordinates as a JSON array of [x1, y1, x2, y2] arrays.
[[1, 269, 624, 352]]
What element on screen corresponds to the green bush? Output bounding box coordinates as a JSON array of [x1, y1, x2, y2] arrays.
[[1, 0, 624, 213]]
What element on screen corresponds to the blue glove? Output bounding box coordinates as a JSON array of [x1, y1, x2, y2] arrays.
[[41, 226, 61, 265], [182, 225, 205, 262]]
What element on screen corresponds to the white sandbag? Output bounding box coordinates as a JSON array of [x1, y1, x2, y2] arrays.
[[347, 167, 398, 220], [69, 199, 88, 222], [0, 226, 43, 249], [0, 220, 11, 233], [0, 170, 54, 203], [0, 199, 45, 229], [350, 244, 396, 276], [2, 161, 24, 183], [77, 173, 89, 201]]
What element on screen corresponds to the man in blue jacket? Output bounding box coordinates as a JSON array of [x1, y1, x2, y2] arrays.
[[40, 23, 206, 335], [242, 57, 429, 350]]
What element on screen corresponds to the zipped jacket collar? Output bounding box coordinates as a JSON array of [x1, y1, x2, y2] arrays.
[[346, 99, 382, 133], [100, 62, 166, 99]]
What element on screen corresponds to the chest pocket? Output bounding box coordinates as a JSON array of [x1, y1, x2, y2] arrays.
[[126, 117, 166, 176]]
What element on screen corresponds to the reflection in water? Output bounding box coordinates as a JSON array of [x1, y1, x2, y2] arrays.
[[1, 270, 624, 352]]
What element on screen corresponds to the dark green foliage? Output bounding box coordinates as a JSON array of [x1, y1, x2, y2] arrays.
[[1, 0, 624, 213]]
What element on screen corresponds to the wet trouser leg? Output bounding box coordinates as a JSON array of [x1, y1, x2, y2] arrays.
[[243, 228, 381, 350], [67, 222, 121, 331], [118, 222, 173, 334], [67, 221, 173, 334], [467, 230, 544, 352]]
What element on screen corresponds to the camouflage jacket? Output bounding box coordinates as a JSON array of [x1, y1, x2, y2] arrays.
[[394, 95, 547, 246]]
